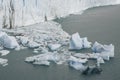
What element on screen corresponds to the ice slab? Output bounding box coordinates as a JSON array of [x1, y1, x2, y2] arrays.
[[33, 61, 50, 66], [48, 44, 61, 51], [0, 58, 8, 67], [16, 36, 29, 46], [82, 37, 91, 48], [0, 32, 20, 49], [0, 50, 10, 56], [68, 56, 88, 64], [69, 61, 88, 72], [92, 42, 114, 57], [27, 41, 39, 48]]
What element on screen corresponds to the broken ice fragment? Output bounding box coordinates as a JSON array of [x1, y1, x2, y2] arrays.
[[92, 42, 104, 53], [69, 32, 83, 50], [27, 41, 39, 48], [68, 56, 88, 64], [48, 44, 61, 51], [16, 36, 29, 46], [69, 61, 88, 72], [0, 58, 8, 67], [97, 57, 105, 67], [0, 32, 20, 49], [92, 42, 114, 57], [82, 37, 91, 48], [69, 32, 91, 50], [33, 61, 50, 66], [0, 50, 10, 56]]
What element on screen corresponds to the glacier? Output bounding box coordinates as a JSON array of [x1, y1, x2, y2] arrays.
[[0, 0, 120, 28]]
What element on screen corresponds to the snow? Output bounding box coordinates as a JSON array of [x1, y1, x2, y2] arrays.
[[0, 0, 120, 28]]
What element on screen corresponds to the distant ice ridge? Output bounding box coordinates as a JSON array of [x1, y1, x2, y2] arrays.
[[0, 0, 120, 28]]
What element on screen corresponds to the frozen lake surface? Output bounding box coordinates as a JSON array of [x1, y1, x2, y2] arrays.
[[0, 5, 120, 80]]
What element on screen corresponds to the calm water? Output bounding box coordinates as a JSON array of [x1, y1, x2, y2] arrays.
[[0, 5, 120, 80]]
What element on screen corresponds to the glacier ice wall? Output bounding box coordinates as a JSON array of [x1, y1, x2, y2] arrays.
[[0, 0, 120, 28]]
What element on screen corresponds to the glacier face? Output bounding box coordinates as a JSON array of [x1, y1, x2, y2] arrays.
[[0, 0, 120, 28]]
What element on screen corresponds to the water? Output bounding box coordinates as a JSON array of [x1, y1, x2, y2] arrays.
[[0, 5, 120, 80]]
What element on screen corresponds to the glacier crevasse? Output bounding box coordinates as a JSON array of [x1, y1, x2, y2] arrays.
[[0, 0, 120, 28]]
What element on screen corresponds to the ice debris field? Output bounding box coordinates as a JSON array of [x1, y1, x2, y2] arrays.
[[0, 0, 119, 75], [0, 21, 115, 75]]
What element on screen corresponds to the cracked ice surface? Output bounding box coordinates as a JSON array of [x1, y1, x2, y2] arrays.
[[0, 0, 120, 28], [2, 21, 70, 49]]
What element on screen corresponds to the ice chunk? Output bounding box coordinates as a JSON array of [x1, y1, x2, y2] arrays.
[[48, 44, 61, 51], [92, 42, 115, 57], [82, 37, 91, 48], [102, 44, 114, 57], [33, 61, 50, 66], [92, 42, 104, 53], [69, 32, 82, 50], [27, 41, 39, 48], [74, 53, 90, 59], [69, 61, 87, 72], [68, 56, 88, 64], [16, 36, 29, 46], [97, 57, 105, 67], [0, 58, 8, 67], [25, 52, 61, 65], [33, 50, 39, 54], [0, 50, 10, 56], [0, 32, 20, 49]]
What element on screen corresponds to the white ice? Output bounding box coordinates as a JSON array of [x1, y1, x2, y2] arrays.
[[69, 61, 88, 72], [0, 0, 120, 28], [0, 31, 20, 49], [92, 42, 114, 57], [0, 58, 8, 67], [0, 50, 10, 56], [48, 44, 61, 51], [69, 32, 91, 50]]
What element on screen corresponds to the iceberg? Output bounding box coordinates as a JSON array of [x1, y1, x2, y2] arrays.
[[69, 32, 83, 50], [69, 32, 91, 50], [0, 0, 120, 28], [0, 31, 20, 49], [92, 42, 115, 57]]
